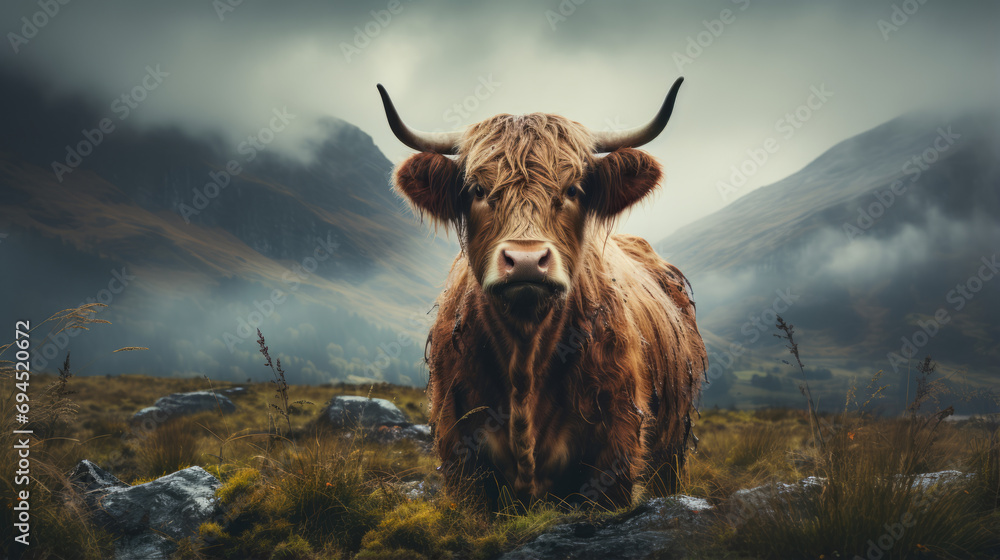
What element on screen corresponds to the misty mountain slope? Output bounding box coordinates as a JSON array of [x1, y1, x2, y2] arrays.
[[0, 74, 456, 385], [657, 110, 1000, 409], [663, 113, 997, 276]]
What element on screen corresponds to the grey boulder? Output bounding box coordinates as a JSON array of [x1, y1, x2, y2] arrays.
[[500, 495, 712, 560], [728, 475, 825, 523], [131, 391, 236, 429], [726, 471, 972, 528], [68, 459, 128, 510], [81, 464, 222, 560], [219, 386, 249, 397], [318, 395, 409, 429]]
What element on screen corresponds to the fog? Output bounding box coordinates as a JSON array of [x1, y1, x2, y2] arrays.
[[2, 0, 997, 240]]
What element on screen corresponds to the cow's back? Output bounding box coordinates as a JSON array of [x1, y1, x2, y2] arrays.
[[601, 233, 707, 493]]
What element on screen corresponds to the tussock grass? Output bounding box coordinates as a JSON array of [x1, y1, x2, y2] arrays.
[[4, 313, 998, 559], [731, 424, 997, 559], [135, 417, 202, 477], [968, 421, 1000, 510], [1, 305, 118, 559], [725, 423, 789, 469], [710, 320, 1000, 560]]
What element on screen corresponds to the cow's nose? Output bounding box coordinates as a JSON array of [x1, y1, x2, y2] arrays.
[[499, 247, 551, 282]]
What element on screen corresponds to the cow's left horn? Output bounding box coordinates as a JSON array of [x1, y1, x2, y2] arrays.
[[377, 84, 461, 155], [592, 77, 684, 153]]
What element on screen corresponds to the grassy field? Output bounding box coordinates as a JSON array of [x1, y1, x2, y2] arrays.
[[2, 307, 998, 559]]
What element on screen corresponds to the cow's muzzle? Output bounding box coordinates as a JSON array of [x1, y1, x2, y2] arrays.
[[486, 241, 567, 318]]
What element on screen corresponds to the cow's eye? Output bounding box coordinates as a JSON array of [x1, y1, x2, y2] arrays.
[[474, 185, 485, 199], [566, 185, 579, 199]]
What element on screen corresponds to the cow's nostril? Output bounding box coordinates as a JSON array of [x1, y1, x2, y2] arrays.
[[503, 250, 516, 270], [537, 249, 551, 270]]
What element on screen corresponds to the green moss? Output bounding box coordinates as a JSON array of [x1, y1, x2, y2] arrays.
[[198, 521, 230, 542], [217, 467, 262, 504], [354, 549, 431, 560], [271, 534, 314, 560], [361, 501, 444, 555]]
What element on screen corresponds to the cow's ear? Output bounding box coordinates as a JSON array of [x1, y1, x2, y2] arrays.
[[393, 152, 462, 224], [589, 148, 662, 218]]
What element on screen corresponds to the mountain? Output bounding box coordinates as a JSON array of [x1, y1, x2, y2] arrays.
[[657, 110, 1000, 413], [3, 65, 996, 412], [0, 70, 456, 386]]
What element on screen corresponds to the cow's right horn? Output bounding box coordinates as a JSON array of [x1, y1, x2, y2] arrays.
[[592, 77, 684, 153], [377, 84, 461, 155]]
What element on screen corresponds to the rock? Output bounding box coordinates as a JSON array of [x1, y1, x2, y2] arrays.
[[130, 391, 237, 429], [727, 471, 973, 527], [395, 479, 442, 501], [346, 423, 433, 453], [220, 386, 249, 397], [69, 459, 128, 494], [367, 423, 433, 443], [403, 423, 432, 439], [909, 470, 973, 490], [68, 459, 129, 510], [91, 465, 222, 560], [729, 476, 825, 518], [318, 395, 409, 429], [499, 496, 711, 560]]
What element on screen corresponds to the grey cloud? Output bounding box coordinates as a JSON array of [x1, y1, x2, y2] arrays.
[[1, 0, 997, 239]]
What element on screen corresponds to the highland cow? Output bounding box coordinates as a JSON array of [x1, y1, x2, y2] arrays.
[[378, 77, 707, 509]]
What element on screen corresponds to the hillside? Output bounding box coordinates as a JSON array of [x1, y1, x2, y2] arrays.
[[658, 110, 1000, 411], [0, 70, 455, 385]]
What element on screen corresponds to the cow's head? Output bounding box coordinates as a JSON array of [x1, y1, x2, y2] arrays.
[[380, 78, 683, 322]]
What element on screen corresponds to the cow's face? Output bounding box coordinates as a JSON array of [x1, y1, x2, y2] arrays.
[[393, 114, 662, 322]]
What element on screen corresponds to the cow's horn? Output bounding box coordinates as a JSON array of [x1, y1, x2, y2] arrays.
[[592, 77, 684, 153], [377, 84, 461, 155]]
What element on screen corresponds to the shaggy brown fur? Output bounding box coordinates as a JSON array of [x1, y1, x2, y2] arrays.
[[393, 112, 707, 510]]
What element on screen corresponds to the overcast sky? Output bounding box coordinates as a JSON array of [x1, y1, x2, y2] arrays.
[[2, 0, 997, 240]]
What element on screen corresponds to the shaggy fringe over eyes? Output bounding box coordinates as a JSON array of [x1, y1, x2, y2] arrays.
[[392, 115, 663, 252], [459, 114, 596, 203], [458, 117, 661, 225], [456, 114, 596, 270]]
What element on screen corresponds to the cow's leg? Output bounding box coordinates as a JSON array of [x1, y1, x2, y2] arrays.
[[643, 443, 683, 497], [578, 405, 642, 509], [436, 403, 517, 513], [642, 412, 692, 497]]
